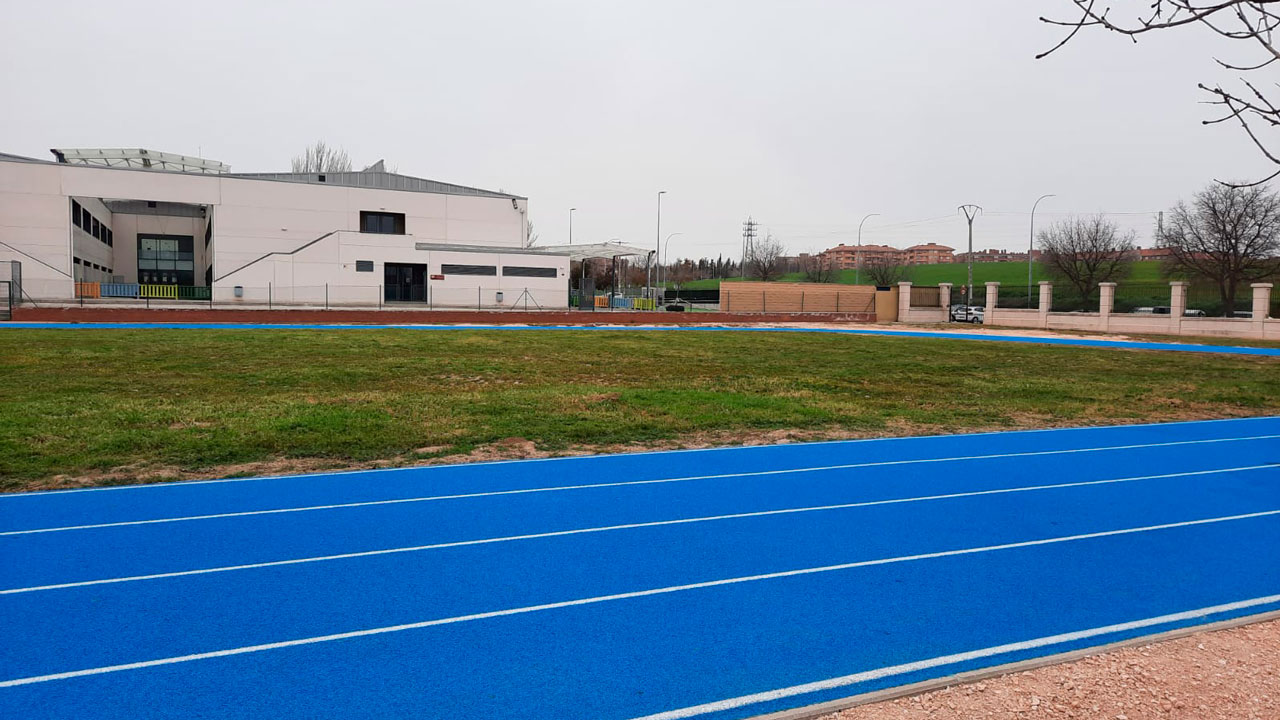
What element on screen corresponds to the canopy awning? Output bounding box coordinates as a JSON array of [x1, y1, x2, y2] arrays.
[[536, 242, 653, 261]]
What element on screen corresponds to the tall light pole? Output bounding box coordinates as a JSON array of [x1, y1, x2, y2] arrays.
[[958, 205, 983, 303], [653, 191, 666, 297], [855, 213, 880, 286], [1028, 194, 1054, 306], [661, 232, 683, 288], [568, 207, 576, 246]]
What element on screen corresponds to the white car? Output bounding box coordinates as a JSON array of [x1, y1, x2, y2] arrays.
[[951, 305, 984, 323]]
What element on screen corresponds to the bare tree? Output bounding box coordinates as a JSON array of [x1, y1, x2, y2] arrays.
[[799, 252, 837, 283], [1039, 1, 1280, 185], [747, 233, 786, 281], [861, 254, 908, 287], [669, 261, 698, 290], [291, 141, 353, 173], [1038, 215, 1136, 300], [526, 220, 538, 247], [1160, 182, 1280, 311]]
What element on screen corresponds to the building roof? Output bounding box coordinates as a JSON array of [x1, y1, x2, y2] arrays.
[[0, 148, 523, 200], [905, 243, 954, 251], [229, 170, 523, 199]]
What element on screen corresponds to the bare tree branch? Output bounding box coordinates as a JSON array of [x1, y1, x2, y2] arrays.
[[291, 140, 353, 173], [1040, 1, 1280, 184]]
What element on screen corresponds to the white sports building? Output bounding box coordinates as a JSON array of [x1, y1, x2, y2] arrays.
[[0, 148, 570, 309]]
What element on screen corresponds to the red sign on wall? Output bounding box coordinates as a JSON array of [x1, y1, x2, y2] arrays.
[[430, 274, 444, 280]]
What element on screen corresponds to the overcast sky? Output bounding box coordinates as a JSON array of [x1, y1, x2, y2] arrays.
[[0, 1, 1266, 259]]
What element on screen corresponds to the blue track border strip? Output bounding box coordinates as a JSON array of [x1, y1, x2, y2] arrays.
[[3, 321, 1279, 356]]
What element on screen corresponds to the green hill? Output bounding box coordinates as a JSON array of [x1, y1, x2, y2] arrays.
[[669, 261, 1169, 290]]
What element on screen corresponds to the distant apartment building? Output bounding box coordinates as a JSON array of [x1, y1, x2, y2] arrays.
[[820, 242, 957, 269], [820, 243, 902, 270], [902, 243, 954, 265], [954, 248, 1042, 263]]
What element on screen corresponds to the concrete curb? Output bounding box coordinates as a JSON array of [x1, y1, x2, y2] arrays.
[[749, 609, 1280, 720]]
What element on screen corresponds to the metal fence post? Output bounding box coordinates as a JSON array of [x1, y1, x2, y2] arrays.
[[478, 286, 481, 310], [836, 292, 840, 313], [762, 290, 766, 313], [801, 291, 805, 313]]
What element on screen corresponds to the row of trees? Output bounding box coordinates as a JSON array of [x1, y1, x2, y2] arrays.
[[1040, 182, 1280, 308]]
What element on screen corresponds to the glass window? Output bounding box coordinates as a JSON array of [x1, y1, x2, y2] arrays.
[[176, 260, 193, 271], [355, 260, 374, 272], [139, 259, 157, 270], [359, 211, 405, 234], [503, 266, 557, 278], [71, 200, 81, 227], [441, 264, 497, 276], [92, 218, 101, 239]]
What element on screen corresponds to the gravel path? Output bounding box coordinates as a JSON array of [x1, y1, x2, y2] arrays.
[[826, 618, 1280, 720]]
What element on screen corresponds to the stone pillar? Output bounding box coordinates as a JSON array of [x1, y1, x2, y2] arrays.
[[985, 282, 999, 323], [1038, 281, 1052, 329], [939, 283, 952, 309], [897, 281, 912, 321], [1252, 283, 1273, 320], [1099, 282, 1117, 331], [1170, 282, 1189, 335]]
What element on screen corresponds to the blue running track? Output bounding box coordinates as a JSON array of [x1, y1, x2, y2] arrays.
[[2, 417, 1279, 719], [3, 320, 1280, 356]]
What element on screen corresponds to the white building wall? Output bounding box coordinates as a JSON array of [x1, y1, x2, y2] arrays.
[[0, 160, 73, 299], [215, 231, 567, 308], [0, 156, 534, 303], [71, 197, 114, 282]]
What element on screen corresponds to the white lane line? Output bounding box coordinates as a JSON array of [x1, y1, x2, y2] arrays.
[[7, 416, 1276, 499], [627, 593, 1280, 720], [7, 465, 1270, 596], [3, 508, 1277, 688], [6, 435, 1278, 537]]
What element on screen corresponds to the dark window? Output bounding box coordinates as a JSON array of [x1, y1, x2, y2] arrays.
[[441, 263, 497, 276], [92, 218, 101, 239], [106, 228, 113, 247], [138, 234, 195, 285], [355, 260, 374, 272], [79, 210, 91, 233], [71, 200, 81, 227], [318, 174, 326, 183], [359, 211, 406, 235], [204, 221, 212, 247], [503, 266, 557, 278], [73, 257, 82, 265], [146, 201, 157, 208]]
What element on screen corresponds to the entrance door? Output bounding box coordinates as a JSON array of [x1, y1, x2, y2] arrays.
[[384, 263, 427, 302]]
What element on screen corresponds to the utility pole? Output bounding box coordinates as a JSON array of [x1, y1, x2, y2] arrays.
[[741, 217, 758, 279], [1029, 195, 1055, 306], [855, 213, 880, 286], [958, 205, 983, 304], [569, 207, 576, 246]]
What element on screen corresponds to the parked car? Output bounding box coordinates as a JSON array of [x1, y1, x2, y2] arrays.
[[951, 305, 984, 323], [1229, 310, 1253, 319], [1183, 309, 1207, 317]]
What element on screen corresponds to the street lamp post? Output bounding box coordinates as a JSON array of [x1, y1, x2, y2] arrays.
[[855, 213, 880, 286], [654, 191, 666, 298], [958, 205, 983, 304], [1028, 194, 1055, 306], [569, 207, 576, 246]]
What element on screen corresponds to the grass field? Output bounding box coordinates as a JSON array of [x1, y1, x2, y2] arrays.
[[2, 328, 1277, 492], [671, 261, 1171, 290]]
